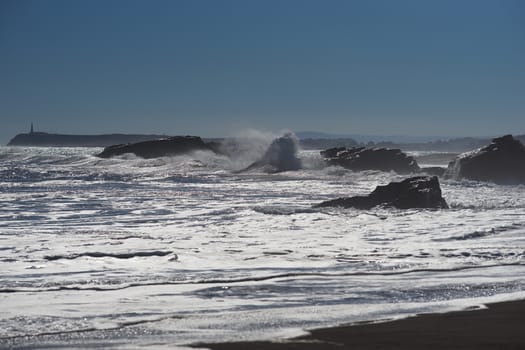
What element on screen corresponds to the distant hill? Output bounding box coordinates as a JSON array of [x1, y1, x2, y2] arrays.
[[372, 135, 525, 152], [295, 131, 354, 140], [298, 132, 525, 152], [299, 138, 359, 149], [296, 134, 488, 152], [295, 131, 449, 143], [370, 137, 488, 152], [7, 132, 170, 147]]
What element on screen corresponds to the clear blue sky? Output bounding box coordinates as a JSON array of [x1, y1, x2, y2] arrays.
[[1, 0, 524, 143]]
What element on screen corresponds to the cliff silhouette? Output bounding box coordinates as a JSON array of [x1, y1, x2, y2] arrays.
[[7, 132, 170, 147]]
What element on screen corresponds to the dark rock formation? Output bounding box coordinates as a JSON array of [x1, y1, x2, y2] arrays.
[[444, 135, 525, 184], [97, 136, 216, 159], [321, 147, 347, 159], [317, 176, 448, 209], [240, 133, 302, 173], [321, 147, 420, 174]]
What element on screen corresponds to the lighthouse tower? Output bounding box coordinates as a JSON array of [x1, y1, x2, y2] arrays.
[[30, 123, 34, 134]]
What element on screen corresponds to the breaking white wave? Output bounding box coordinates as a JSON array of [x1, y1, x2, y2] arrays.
[[1, 145, 525, 348]]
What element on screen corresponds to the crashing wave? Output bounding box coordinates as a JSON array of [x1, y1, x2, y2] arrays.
[[238, 133, 302, 173]]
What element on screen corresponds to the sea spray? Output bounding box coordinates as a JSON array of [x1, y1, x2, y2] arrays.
[[217, 129, 281, 170], [237, 132, 302, 173]]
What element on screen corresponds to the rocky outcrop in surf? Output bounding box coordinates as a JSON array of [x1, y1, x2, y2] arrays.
[[444, 135, 525, 184], [316, 176, 448, 209], [239, 133, 302, 173], [97, 136, 218, 159], [321, 146, 420, 174]]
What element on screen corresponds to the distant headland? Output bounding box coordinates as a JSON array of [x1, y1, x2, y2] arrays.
[[7, 132, 173, 147], [7, 124, 170, 147]]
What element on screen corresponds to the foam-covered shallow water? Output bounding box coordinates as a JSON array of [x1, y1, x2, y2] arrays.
[[1, 146, 525, 348]]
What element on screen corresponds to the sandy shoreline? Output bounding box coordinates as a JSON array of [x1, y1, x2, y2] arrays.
[[193, 299, 525, 350]]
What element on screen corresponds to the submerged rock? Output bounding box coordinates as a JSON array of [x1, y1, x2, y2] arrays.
[[317, 176, 448, 209], [240, 133, 302, 173], [444, 135, 525, 184], [97, 136, 216, 159], [321, 147, 420, 174]]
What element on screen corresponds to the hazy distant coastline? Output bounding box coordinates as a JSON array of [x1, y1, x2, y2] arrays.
[[297, 131, 525, 152], [7, 130, 525, 153]]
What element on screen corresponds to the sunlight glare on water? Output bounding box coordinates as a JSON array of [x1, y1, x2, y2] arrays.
[[1, 146, 525, 347]]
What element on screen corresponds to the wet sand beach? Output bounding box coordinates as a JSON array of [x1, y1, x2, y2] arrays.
[[194, 299, 525, 350]]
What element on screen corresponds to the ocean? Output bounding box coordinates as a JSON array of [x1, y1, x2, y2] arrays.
[[1, 145, 525, 349]]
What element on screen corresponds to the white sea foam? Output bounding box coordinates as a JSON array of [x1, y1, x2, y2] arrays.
[[1, 145, 525, 348]]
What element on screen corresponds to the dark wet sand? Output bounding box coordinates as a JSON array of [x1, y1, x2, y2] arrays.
[[194, 300, 525, 350]]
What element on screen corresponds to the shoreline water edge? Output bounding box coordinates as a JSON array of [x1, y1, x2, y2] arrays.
[[193, 298, 525, 350]]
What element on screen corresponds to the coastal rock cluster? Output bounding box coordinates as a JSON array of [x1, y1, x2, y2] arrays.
[[316, 135, 525, 210], [90, 133, 525, 209], [317, 176, 448, 210], [321, 146, 420, 174], [445, 135, 525, 185]]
